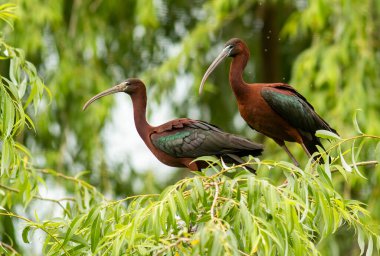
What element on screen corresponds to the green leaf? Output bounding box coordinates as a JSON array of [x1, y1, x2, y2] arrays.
[[333, 165, 348, 181], [167, 196, 177, 229], [22, 226, 31, 243], [90, 214, 101, 252], [153, 205, 161, 239], [63, 215, 85, 246], [65, 244, 87, 256], [175, 190, 189, 226], [112, 236, 123, 256], [358, 229, 365, 255], [316, 130, 341, 140], [353, 109, 364, 134], [339, 151, 352, 173], [194, 177, 205, 203], [247, 176, 255, 210], [1, 138, 13, 175], [366, 236, 373, 256], [3, 92, 15, 138], [84, 206, 100, 227]]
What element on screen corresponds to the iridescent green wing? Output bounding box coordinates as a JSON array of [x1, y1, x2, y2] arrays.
[[151, 120, 262, 158], [261, 86, 336, 133], [151, 122, 212, 158]]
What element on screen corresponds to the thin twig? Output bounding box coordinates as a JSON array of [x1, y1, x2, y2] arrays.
[[153, 237, 191, 256], [0, 241, 20, 255], [0, 183, 18, 193], [237, 249, 251, 256], [104, 193, 160, 208], [347, 160, 378, 167], [279, 160, 379, 187], [35, 168, 98, 192], [311, 134, 380, 169], [0, 183, 75, 202], [0, 183, 74, 215], [314, 160, 378, 178], [0, 211, 70, 255], [68, 0, 80, 38]]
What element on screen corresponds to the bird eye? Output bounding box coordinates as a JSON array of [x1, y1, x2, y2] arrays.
[[126, 81, 131, 85]]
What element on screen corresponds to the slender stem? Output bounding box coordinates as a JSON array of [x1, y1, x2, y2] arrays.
[[0, 212, 70, 255], [68, 0, 80, 37], [237, 249, 251, 256], [153, 237, 191, 256], [35, 168, 99, 193], [103, 193, 160, 208], [0, 241, 20, 255], [0, 184, 75, 202], [0, 183, 18, 193], [315, 160, 378, 177], [0, 183, 74, 216], [311, 134, 380, 168]]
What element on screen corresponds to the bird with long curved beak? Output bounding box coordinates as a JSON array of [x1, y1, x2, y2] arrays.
[[199, 38, 338, 166], [84, 78, 263, 172]]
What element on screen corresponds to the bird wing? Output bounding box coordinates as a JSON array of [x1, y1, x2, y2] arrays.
[[151, 119, 263, 158], [261, 85, 337, 134]]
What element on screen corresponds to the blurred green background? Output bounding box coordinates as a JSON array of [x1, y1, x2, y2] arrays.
[[1, 0, 379, 254]]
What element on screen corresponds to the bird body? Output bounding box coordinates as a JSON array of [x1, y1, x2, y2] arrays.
[[200, 38, 337, 165], [235, 83, 302, 143], [83, 78, 263, 172], [149, 118, 263, 171]]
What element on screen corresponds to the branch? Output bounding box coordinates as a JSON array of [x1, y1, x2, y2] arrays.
[[0, 241, 20, 255], [0, 183, 74, 202], [68, 0, 80, 38], [316, 160, 379, 177], [35, 168, 99, 193], [312, 134, 380, 169], [0, 211, 70, 255], [153, 237, 191, 256], [0, 183, 74, 215]]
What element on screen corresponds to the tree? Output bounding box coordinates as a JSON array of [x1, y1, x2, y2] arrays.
[[1, 0, 380, 255]]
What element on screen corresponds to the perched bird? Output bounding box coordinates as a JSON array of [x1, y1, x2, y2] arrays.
[[83, 78, 263, 172], [199, 38, 338, 166]]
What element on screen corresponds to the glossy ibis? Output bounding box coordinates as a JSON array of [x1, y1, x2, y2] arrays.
[[83, 78, 263, 172], [199, 38, 338, 166]]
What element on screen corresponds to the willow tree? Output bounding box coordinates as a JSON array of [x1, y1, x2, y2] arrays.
[[1, 0, 380, 255]]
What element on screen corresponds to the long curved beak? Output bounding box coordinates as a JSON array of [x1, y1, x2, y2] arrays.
[[82, 83, 125, 111], [199, 47, 230, 94]]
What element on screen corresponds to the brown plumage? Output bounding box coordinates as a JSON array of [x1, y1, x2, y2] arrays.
[[199, 38, 338, 165], [83, 78, 263, 172]]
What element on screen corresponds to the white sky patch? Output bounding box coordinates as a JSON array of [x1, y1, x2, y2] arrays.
[[102, 93, 174, 180]]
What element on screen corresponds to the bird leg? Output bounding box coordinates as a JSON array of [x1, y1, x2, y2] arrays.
[[301, 143, 312, 158], [281, 144, 300, 167]]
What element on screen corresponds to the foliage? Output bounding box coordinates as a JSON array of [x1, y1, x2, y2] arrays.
[[0, 2, 46, 254], [2, 134, 379, 255], [1, 0, 380, 255], [0, 3, 47, 211]]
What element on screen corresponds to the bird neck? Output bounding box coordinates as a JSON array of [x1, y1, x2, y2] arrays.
[[229, 52, 249, 99], [130, 90, 153, 142]]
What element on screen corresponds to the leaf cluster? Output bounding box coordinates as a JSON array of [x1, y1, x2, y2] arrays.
[[15, 134, 380, 255]]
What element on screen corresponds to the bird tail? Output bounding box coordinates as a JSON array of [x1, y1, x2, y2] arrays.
[[302, 135, 328, 164], [223, 154, 256, 174], [228, 135, 264, 157]]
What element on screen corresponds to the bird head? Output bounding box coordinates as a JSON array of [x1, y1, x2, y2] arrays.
[[82, 78, 144, 110], [199, 38, 247, 94]]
